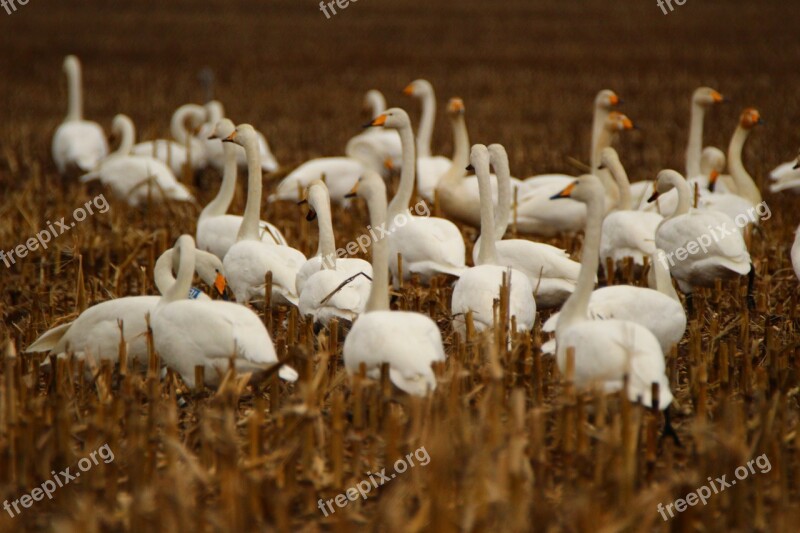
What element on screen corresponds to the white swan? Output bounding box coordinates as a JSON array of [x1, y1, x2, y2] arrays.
[[80, 114, 194, 207], [793, 225, 800, 283], [599, 148, 663, 271], [472, 144, 580, 309], [202, 100, 279, 172], [436, 98, 523, 228], [451, 145, 535, 336], [51, 55, 109, 175], [131, 104, 208, 175], [342, 171, 446, 396], [769, 149, 800, 194], [543, 250, 686, 355], [649, 170, 752, 295], [550, 175, 673, 410], [345, 90, 403, 171], [152, 235, 298, 388], [515, 112, 635, 236], [297, 180, 372, 326], [403, 79, 451, 202], [367, 108, 466, 284], [686, 87, 725, 179], [25, 243, 226, 369], [222, 124, 306, 306], [196, 118, 287, 259]]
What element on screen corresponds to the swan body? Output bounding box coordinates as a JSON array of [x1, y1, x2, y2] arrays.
[[368, 108, 466, 284], [202, 101, 279, 172], [80, 114, 194, 206], [222, 124, 306, 307], [197, 119, 287, 259], [342, 170, 446, 396], [792, 225, 800, 282], [152, 235, 297, 388], [551, 175, 673, 409], [650, 170, 751, 293], [769, 151, 800, 194], [271, 157, 378, 205], [131, 104, 208, 174], [52, 55, 108, 174], [296, 180, 372, 325], [451, 145, 535, 336]]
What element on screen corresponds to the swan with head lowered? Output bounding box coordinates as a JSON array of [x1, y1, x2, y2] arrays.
[[550, 175, 675, 414], [471, 144, 580, 309], [201, 100, 279, 172], [196, 119, 287, 259], [152, 235, 298, 388], [403, 79, 452, 202], [649, 170, 753, 301], [25, 242, 227, 370], [222, 124, 307, 306], [345, 90, 403, 171], [451, 145, 535, 337], [297, 180, 372, 327], [80, 114, 194, 207], [366, 108, 466, 284], [515, 112, 635, 236], [342, 171, 446, 396], [52, 55, 109, 175], [769, 148, 800, 194], [131, 103, 209, 175]]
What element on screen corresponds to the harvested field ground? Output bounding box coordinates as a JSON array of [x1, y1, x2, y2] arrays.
[[1, 1, 800, 531]]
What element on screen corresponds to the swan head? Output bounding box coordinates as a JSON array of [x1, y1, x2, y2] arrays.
[[171, 235, 228, 297], [595, 89, 621, 110], [300, 180, 329, 221], [598, 147, 621, 170], [447, 98, 465, 117], [363, 90, 386, 114], [345, 170, 386, 203], [111, 114, 135, 143], [63, 55, 80, 75], [739, 108, 763, 130], [693, 87, 725, 107], [487, 144, 510, 174], [209, 118, 236, 140], [222, 124, 258, 147], [367, 108, 411, 130], [605, 112, 635, 132], [403, 79, 433, 97], [550, 174, 604, 203], [469, 144, 490, 173], [648, 169, 687, 202]]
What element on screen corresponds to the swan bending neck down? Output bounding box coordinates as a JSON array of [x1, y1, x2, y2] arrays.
[[726, 108, 763, 205], [551, 175, 673, 410], [221, 124, 306, 306], [153, 235, 297, 387], [686, 87, 725, 179], [342, 171, 446, 396]]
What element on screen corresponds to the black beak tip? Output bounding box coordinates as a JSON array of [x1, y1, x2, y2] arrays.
[[306, 210, 317, 221], [344, 192, 357, 199], [465, 164, 474, 172], [793, 162, 800, 170], [362, 121, 374, 129]]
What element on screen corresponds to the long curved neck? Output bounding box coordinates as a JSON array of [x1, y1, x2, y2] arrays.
[[590, 105, 609, 170], [592, 127, 620, 210], [162, 243, 195, 304], [314, 194, 336, 263], [493, 156, 512, 240], [367, 92, 386, 117], [387, 124, 417, 221], [608, 158, 632, 210], [66, 63, 83, 121], [200, 143, 237, 220], [417, 90, 436, 158], [650, 254, 680, 302], [238, 137, 263, 241], [727, 127, 762, 205], [669, 176, 693, 218], [365, 189, 390, 312], [686, 101, 705, 178], [437, 114, 469, 187], [171, 106, 199, 145], [113, 118, 135, 157], [475, 164, 498, 265], [153, 249, 177, 295], [557, 193, 603, 334]]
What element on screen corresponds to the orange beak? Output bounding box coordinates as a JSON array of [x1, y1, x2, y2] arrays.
[[384, 158, 394, 171], [403, 84, 415, 96], [609, 94, 620, 106], [214, 273, 227, 295], [550, 181, 577, 199], [370, 114, 388, 127], [622, 116, 635, 130], [711, 90, 724, 103], [222, 130, 237, 143], [448, 98, 465, 114]]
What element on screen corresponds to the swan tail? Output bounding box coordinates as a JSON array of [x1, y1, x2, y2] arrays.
[[26, 323, 72, 353]]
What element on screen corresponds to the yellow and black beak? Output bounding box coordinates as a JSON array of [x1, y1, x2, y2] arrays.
[[465, 164, 474, 172], [793, 160, 800, 170], [647, 190, 661, 203], [609, 94, 621, 106], [214, 272, 227, 296], [364, 114, 388, 129], [550, 181, 577, 200], [344, 180, 360, 199], [403, 84, 415, 96], [708, 170, 720, 192], [222, 130, 237, 143], [711, 90, 725, 103]]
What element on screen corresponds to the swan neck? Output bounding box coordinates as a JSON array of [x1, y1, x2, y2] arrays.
[[171, 107, 191, 145], [670, 175, 693, 217], [238, 138, 263, 241], [162, 242, 195, 304], [66, 62, 83, 121], [493, 157, 512, 240], [727, 127, 762, 205], [153, 249, 177, 295], [201, 142, 237, 220], [387, 124, 416, 221], [557, 194, 603, 333], [417, 91, 435, 158], [609, 159, 632, 210], [686, 102, 704, 178], [476, 164, 498, 265], [113, 118, 135, 157], [590, 106, 609, 170], [652, 255, 680, 302], [368, 92, 386, 117], [437, 114, 469, 187], [365, 190, 390, 312], [314, 194, 336, 261]]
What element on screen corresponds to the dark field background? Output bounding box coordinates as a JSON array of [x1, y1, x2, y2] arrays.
[[1, 1, 800, 532]]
